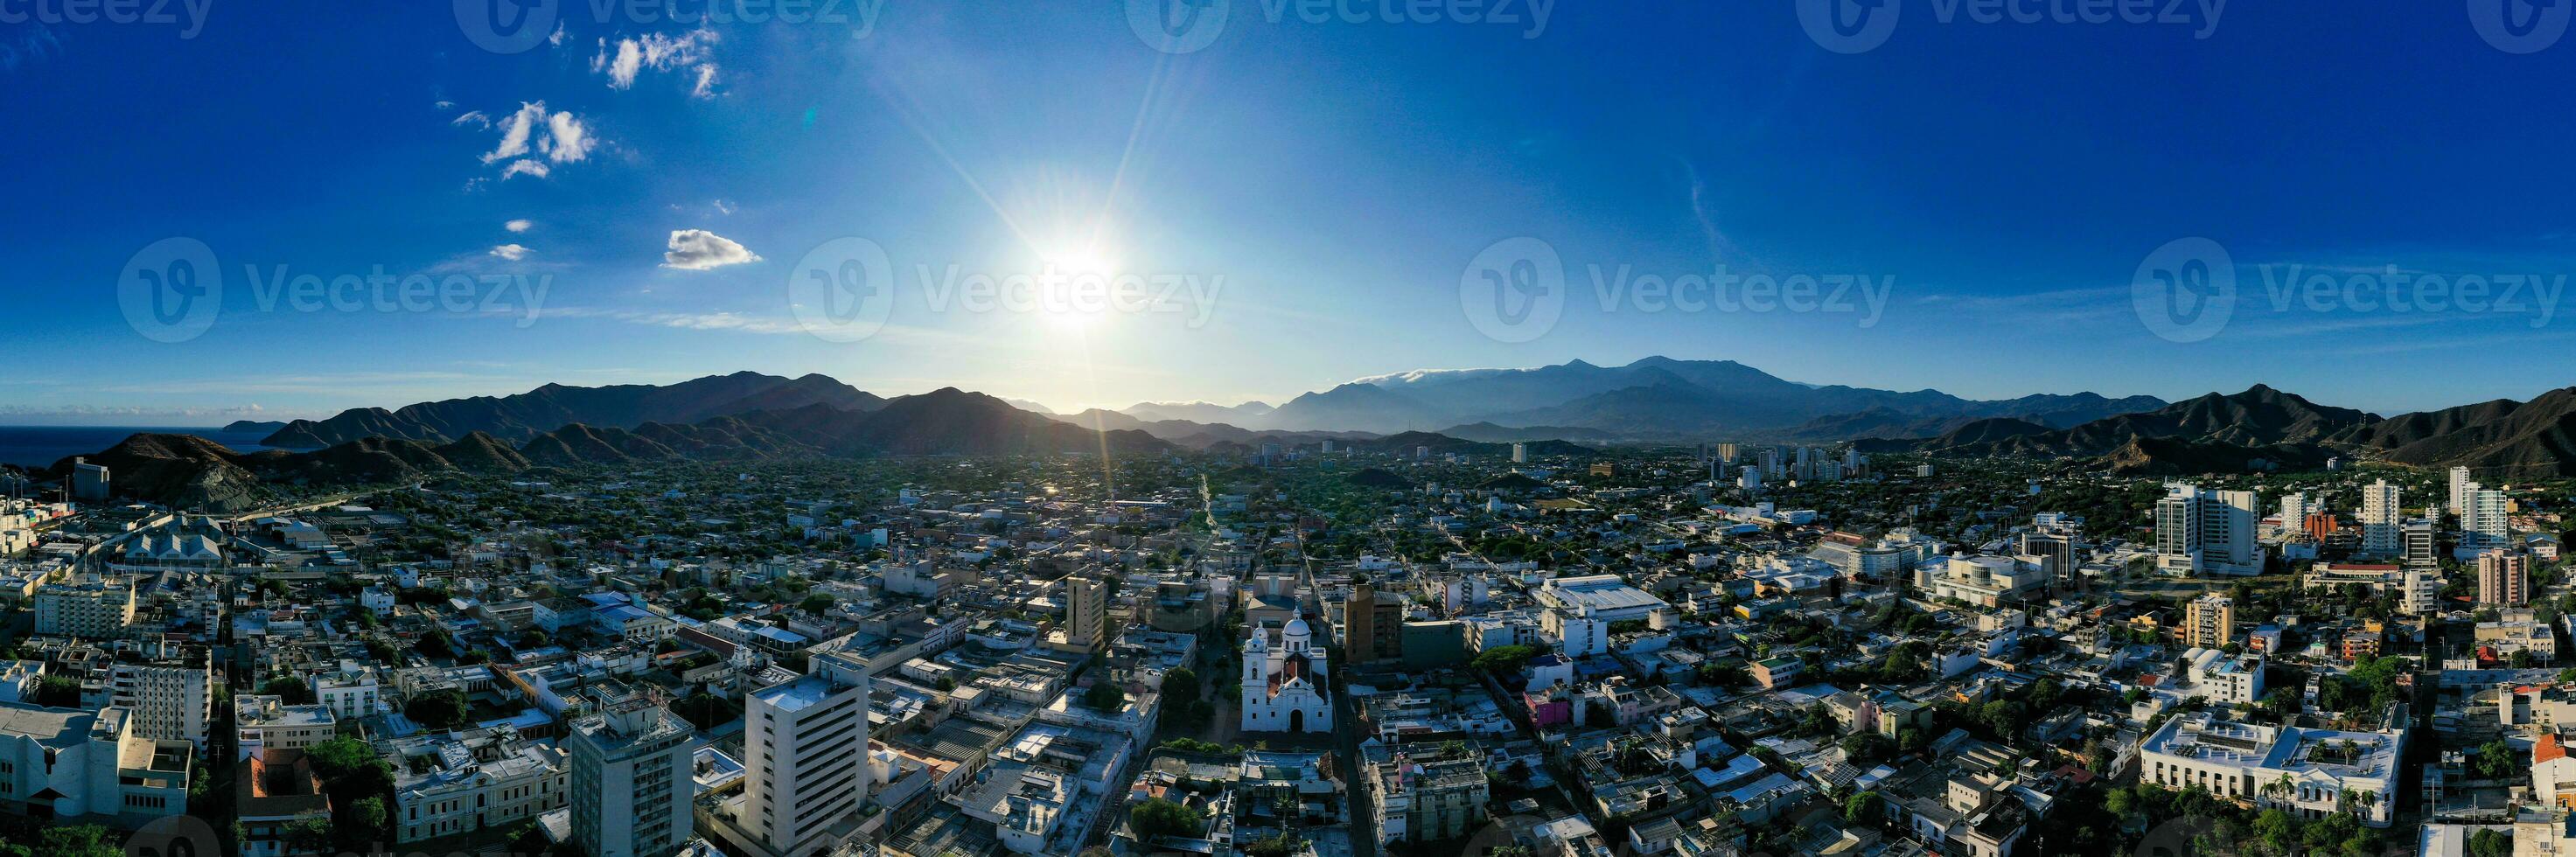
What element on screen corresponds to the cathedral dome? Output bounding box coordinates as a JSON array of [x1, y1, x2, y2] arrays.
[[1282, 617, 1311, 641]]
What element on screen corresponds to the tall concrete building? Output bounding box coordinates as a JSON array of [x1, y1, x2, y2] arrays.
[[1057, 575, 1109, 654], [2479, 549, 2531, 607], [1510, 442, 1526, 463], [567, 685, 695, 857], [108, 659, 211, 750], [2184, 594, 2235, 649], [2279, 492, 2310, 540], [2463, 485, 2510, 548], [738, 665, 872, 857], [33, 575, 137, 638], [2154, 484, 2261, 576], [1343, 582, 1403, 663], [2403, 519, 2440, 570], [2449, 466, 2474, 516], [2361, 479, 2403, 556]]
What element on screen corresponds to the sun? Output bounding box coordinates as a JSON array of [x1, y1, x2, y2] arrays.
[[1033, 241, 1122, 331]]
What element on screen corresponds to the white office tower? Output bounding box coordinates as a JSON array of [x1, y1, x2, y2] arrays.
[[1737, 466, 1761, 491], [2463, 485, 2510, 548], [740, 664, 872, 857], [2449, 466, 2474, 515], [1760, 448, 1783, 480], [2154, 484, 2262, 575], [2279, 492, 2310, 540], [1843, 446, 1864, 473], [2361, 479, 2403, 557], [1511, 442, 1526, 463], [568, 685, 695, 857]]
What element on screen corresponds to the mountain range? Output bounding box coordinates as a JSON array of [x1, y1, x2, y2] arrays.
[[31, 359, 2576, 511]]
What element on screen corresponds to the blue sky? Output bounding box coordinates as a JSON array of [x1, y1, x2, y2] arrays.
[[7, 1, 2576, 425]]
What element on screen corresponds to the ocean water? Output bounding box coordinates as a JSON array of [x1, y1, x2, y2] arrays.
[[0, 426, 275, 469]]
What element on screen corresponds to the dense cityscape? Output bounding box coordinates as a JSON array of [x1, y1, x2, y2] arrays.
[[16, 3, 2576, 856], [0, 376, 2569, 857]]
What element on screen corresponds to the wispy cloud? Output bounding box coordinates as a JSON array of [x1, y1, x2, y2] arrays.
[[477, 101, 599, 181], [593, 31, 720, 96]]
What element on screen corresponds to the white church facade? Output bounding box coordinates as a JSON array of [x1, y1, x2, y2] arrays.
[[1241, 616, 1332, 734]]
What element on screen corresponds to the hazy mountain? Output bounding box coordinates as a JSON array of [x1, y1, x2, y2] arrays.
[[263, 372, 883, 448], [222, 420, 288, 434], [1263, 383, 1461, 433], [1289, 357, 2166, 440], [1120, 401, 1276, 424], [1431, 422, 1620, 444]]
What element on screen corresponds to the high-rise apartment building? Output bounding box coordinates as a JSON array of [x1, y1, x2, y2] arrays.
[[2464, 485, 2510, 548], [2155, 484, 2261, 575], [109, 659, 211, 749], [2361, 479, 2403, 556], [2479, 549, 2531, 607], [1056, 575, 1109, 654], [2184, 593, 2235, 649], [568, 685, 695, 857], [1343, 582, 1404, 663]]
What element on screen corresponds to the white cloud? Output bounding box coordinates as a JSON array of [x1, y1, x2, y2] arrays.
[[504, 219, 533, 233], [452, 110, 490, 127], [592, 31, 720, 96], [661, 229, 761, 270], [545, 110, 593, 162], [478, 101, 598, 180], [489, 244, 531, 261]]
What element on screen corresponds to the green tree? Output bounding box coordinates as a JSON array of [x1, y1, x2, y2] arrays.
[[260, 675, 316, 705], [1843, 791, 1881, 826], [404, 688, 472, 729], [1084, 679, 1126, 711], [1128, 798, 1204, 840]]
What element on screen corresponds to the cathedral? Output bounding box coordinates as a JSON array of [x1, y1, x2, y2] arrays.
[[1240, 613, 1332, 734]]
